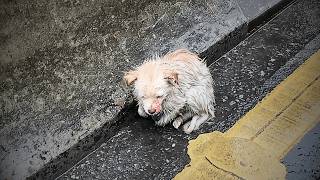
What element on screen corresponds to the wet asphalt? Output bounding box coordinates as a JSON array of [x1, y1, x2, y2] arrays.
[[283, 123, 320, 179]]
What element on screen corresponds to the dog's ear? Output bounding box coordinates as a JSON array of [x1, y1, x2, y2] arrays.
[[164, 71, 179, 86], [123, 70, 138, 86]]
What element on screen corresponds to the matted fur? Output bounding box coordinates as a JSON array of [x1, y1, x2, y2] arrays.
[[124, 49, 215, 134]]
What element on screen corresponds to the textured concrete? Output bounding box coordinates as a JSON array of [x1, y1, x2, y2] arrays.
[[58, 0, 320, 179], [237, 0, 281, 20], [0, 0, 289, 179]]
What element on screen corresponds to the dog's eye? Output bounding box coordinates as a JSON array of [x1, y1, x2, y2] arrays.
[[156, 95, 163, 98], [141, 96, 145, 99]]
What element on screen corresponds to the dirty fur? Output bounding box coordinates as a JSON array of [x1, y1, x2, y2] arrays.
[[124, 49, 215, 134]]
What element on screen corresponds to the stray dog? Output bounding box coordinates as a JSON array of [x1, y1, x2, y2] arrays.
[[124, 49, 215, 134]]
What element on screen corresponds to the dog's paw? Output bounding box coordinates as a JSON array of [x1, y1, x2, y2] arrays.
[[155, 120, 166, 127], [138, 107, 148, 118], [172, 117, 183, 129], [182, 121, 194, 134], [155, 116, 169, 127]]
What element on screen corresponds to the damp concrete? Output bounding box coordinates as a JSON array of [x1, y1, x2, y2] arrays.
[[283, 123, 320, 180]]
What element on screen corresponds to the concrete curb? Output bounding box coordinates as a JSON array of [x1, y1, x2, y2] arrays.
[[0, 0, 293, 179]]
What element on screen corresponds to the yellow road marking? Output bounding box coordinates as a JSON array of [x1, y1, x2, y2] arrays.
[[174, 50, 320, 180]]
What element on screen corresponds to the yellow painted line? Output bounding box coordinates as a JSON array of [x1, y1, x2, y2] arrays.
[[174, 50, 320, 180]]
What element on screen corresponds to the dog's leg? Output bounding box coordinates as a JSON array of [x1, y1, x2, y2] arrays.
[[156, 112, 179, 127], [138, 105, 148, 118], [172, 112, 193, 129], [172, 117, 183, 129], [194, 114, 209, 130], [183, 114, 209, 134], [183, 115, 199, 134]]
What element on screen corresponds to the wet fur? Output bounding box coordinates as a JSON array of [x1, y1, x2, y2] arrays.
[[124, 49, 215, 134]]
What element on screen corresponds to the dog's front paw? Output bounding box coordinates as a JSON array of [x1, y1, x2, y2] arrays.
[[138, 106, 148, 118], [155, 116, 169, 127], [182, 121, 193, 134], [155, 120, 166, 127], [172, 117, 183, 129]]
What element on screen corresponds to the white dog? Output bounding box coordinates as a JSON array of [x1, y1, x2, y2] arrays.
[[124, 49, 215, 134]]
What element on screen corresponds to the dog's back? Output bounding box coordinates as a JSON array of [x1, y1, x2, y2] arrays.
[[164, 49, 200, 63], [161, 49, 215, 118]]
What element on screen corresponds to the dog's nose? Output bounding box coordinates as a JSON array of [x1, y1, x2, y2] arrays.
[[148, 109, 156, 115]]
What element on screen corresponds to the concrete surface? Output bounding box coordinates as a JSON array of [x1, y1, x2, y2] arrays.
[[0, 0, 292, 179], [237, 0, 286, 20], [57, 0, 320, 179]]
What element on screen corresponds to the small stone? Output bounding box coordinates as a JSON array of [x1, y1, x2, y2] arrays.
[[71, 175, 79, 179], [134, 163, 139, 169], [172, 143, 176, 147], [229, 101, 236, 106], [222, 96, 228, 102]]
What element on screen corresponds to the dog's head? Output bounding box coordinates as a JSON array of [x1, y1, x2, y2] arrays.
[[124, 60, 178, 116]]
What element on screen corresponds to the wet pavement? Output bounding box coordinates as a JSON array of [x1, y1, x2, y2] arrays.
[[283, 123, 320, 180], [58, 0, 320, 179]]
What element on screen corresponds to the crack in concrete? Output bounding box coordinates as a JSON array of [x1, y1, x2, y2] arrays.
[[204, 156, 244, 180]]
